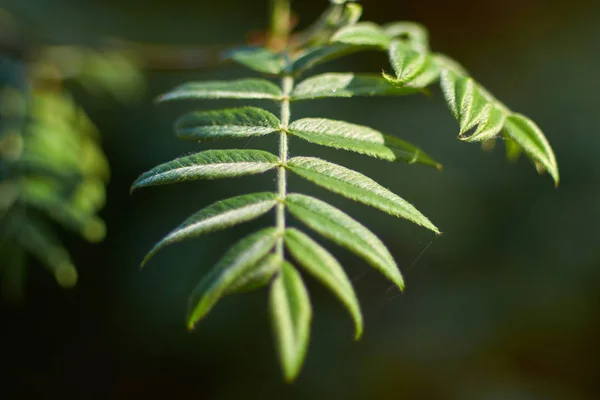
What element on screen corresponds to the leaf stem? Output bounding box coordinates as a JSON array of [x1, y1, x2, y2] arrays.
[[276, 75, 294, 258]]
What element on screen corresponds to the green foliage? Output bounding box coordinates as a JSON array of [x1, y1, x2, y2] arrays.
[[134, 0, 558, 381], [0, 38, 144, 297]]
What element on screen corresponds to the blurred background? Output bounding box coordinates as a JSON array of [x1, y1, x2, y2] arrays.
[[1, 0, 599, 398]]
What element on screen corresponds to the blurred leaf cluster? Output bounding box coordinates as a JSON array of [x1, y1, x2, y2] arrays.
[[0, 9, 143, 299]]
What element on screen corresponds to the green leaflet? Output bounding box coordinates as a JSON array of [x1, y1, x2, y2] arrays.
[[504, 134, 523, 162], [131, 149, 279, 190], [286, 194, 403, 290], [331, 22, 391, 48], [288, 118, 441, 169], [141, 192, 278, 267], [270, 261, 312, 382], [175, 107, 280, 141], [440, 69, 507, 140], [285, 228, 363, 339], [384, 40, 429, 86], [291, 43, 359, 74], [291, 73, 418, 101], [503, 114, 559, 186], [287, 157, 440, 234], [16, 217, 78, 288], [157, 79, 283, 102], [224, 47, 285, 75], [225, 254, 281, 295], [383, 21, 429, 51], [187, 228, 278, 329]]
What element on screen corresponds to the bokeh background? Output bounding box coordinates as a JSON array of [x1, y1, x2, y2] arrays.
[[1, 0, 600, 398]]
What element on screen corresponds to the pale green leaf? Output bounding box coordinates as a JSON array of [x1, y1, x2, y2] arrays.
[[270, 261, 312, 382], [286, 194, 403, 290], [224, 47, 284, 75], [385, 40, 428, 85], [141, 192, 278, 267], [224, 254, 281, 295], [286, 157, 439, 234], [285, 228, 362, 339], [464, 105, 506, 143], [383, 21, 429, 51], [157, 79, 282, 102], [187, 228, 278, 329], [131, 150, 279, 190], [331, 22, 391, 48], [175, 107, 280, 141], [504, 134, 523, 162], [16, 217, 78, 288], [291, 73, 418, 101], [503, 114, 559, 186], [288, 118, 441, 169]]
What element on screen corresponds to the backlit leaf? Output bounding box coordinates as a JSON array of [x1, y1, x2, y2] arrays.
[[288, 118, 440, 168], [286, 157, 439, 234], [291, 73, 418, 101], [285, 228, 362, 339], [503, 114, 559, 186], [142, 192, 278, 266], [157, 79, 282, 102], [331, 22, 391, 48], [187, 228, 278, 329], [224, 47, 284, 75], [383, 21, 429, 51], [286, 193, 403, 290], [384, 40, 428, 86], [131, 149, 279, 190], [176, 107, 280, 141], [270, 261, 312, 382]]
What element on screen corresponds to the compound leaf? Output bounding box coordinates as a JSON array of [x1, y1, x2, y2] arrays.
[[142, 192, 278, 266], [503, 114, 559, 186], [287, 157, 439, 234], [187, 228, 278, 329], [157, 79, 282, 102], [131, 149, 279, 190], [286, 194, 403, 290], [285, 228, 362, 339], [331, 22, 391, 48], [291, 73, 418, 101], [270, 260, 312, 382], [225, 253, 281, 295], [224, 47, 284, 75], [288, 118, 440, 168], [176, 107, 280, 141]]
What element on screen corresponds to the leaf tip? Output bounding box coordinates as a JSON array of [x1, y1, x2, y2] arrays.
[[435, 163, 443, 171]]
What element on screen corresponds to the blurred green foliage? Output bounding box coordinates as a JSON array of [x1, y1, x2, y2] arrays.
[[0, 0, 599, 399]]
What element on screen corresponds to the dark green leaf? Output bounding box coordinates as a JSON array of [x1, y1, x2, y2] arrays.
[[176, 107, 280, 141], [270, 261, 312, 382], [157, 79, 282, 102], [291, 43, 359, 74], [291, 73, 418, 101], [142, 192, 278, 266], [286, 194, 403, 290], [131, 149, 279, 190], [288, 118, 441, 168], [187, 228, 278, 329], [503, 114, 559, 186], [224, 47, 284, 75], [285, 228, 362, 339], [287, 157, 439, 234]]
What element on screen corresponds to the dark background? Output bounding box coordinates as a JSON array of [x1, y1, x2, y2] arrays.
[[1, 0, 600, 398]]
